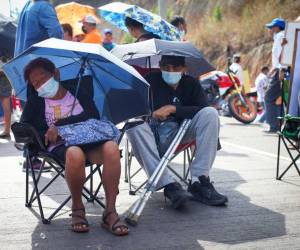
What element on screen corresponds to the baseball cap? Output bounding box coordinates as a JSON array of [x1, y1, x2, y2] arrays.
[[103, 28, 113, 35], [81, 15, 98, 24], [265, 18, 286, 30], [233, 53, 241, 58], [160, 55, 185, 67]]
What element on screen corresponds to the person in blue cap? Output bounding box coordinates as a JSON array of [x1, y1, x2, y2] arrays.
[[264, 17, 286, 133], [102, 28, 116, 51]]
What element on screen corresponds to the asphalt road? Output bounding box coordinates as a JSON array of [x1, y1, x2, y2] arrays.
[[0, 117, 299, 250]]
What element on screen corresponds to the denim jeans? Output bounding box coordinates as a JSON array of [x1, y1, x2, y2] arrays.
[[265, 69, 282, 131], [258, 102, 266, 123]]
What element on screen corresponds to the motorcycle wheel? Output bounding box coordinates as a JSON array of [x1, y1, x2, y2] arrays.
[[228, 93, 257, 124]]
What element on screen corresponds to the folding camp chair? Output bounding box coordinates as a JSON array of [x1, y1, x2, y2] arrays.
[[124, 126, 196, 195], [11, 120, 141, 224], [276, 115, 300, 180], [11, 122, 106, 224]]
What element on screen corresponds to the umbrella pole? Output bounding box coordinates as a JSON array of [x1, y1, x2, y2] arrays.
[[70, 56, 89, 112], [147, 56, 154, 113]]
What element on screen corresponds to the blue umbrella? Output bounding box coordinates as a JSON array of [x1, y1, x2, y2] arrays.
[[98, 2, 181, 41], [2, 38, 150, 124]]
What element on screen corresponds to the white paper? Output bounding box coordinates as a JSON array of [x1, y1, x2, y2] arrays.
[[281, 22, 300, 66]]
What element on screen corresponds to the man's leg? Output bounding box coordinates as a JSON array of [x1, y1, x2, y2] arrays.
[[181, 107, 219, 177], [264, 70, 281, 132], [181, 107, 228, 205], [126, 123, 175, 189], [265, 100, 280, 131], [126, 123, 189, 209], [258, 102, 266, 123]]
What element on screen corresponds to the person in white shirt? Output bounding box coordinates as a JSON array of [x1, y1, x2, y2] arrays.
[[229, 53, 244, 86], [264, 18, 286, 133], [255, 66, 269, 123]]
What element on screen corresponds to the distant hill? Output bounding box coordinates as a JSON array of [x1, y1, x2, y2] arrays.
[[54, 0, 300, 82]]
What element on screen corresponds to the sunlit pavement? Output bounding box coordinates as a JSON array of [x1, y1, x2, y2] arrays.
[[0, 116, 299, 250]]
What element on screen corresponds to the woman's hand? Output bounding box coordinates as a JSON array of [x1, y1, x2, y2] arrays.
[[45, 126, 59, 146]]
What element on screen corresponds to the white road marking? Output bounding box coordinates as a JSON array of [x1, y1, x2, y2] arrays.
[[222, 141, 294, 162]]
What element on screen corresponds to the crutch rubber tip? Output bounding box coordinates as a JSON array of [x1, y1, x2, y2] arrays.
[[125, 214, 139, 226]]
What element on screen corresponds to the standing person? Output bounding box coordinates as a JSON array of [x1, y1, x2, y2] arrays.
[[0, 57, 12, 139], [80, 15, 102, 45], [255, 66, 270, 123], [264, 17, 286, 133], [14, 0, 63, 171], [170, 16, 187, 41], [62, 23, 73, 41], [124, 17, 160, 42], [102, 29, 116, 51], [229, 53, 244, 86], [14, 0, 63, 57]]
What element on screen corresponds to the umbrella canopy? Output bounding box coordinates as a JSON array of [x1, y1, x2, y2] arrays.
[[0, 14, 17, 58], [111, 38, 215, 77], [56, 2, 99, 36], [2, 38, 150, 124], [98, 2, 181, 41]]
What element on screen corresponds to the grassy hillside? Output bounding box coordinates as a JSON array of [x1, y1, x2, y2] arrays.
[[53, 0, 299, 82]]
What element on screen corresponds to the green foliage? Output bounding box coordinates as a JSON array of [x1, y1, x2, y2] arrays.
[[121, 32, 135, 44], [151, 5, 173, 22], [213, 5, 222, 22], [166, 7, 174, 22], [151, 5, 159, 14]]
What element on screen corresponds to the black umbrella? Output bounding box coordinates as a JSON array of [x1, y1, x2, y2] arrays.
[[0, 14, 17, 58], [111, 38, 215, 77]]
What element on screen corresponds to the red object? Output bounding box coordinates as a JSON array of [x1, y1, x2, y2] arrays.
[[11, 95, 22, 111], [132, 65, 160, 77], [175, 140, 196, 154], [216, 75, 240, 89]]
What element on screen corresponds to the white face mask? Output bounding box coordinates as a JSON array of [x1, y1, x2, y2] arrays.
[[37, 77, 59, 98], [162, 71, 182, 85]]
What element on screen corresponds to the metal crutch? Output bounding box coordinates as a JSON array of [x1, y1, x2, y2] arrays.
[[125, 119, 191, 226]]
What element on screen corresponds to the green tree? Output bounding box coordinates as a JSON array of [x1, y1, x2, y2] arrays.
[[213, 5, 222, 22]]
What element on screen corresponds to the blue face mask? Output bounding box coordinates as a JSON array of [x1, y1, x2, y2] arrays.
[[37, 77, 59, 98], [162, 71, 182, 86]]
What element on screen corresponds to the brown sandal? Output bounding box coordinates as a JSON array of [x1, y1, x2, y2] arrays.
[[101, 211, 129, 236], [70, 208, 89, 233]]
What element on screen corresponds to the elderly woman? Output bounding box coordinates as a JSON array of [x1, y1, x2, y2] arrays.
[[21, 57, 128, 236]]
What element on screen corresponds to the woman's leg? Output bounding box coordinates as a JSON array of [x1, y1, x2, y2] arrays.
[[87, 141, 121, 212], [1, 96, 11, 135], [87, 141, 128, 235], [65, 146, 86, 210]]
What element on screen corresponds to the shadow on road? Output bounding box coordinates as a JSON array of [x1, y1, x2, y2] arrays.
[[27, 167, 286, 249]]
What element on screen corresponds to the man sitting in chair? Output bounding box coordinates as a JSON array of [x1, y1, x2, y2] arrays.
[[21, 58, 128, 236], [127, 55, 228, 209]]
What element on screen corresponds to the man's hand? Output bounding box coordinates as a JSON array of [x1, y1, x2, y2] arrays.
[[45, 126, 59, 146], [282, 37, 288, 46], [152, 105, 176, 121]]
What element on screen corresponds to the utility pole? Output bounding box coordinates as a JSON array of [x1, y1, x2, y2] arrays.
[[158, 0, 167, 20]]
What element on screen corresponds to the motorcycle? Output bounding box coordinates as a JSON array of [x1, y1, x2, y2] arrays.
[[200, 70, 257, 124]]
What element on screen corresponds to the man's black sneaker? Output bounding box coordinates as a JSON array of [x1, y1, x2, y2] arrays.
[[188, 176, 228, 206], [163, 182, 189, 209]]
